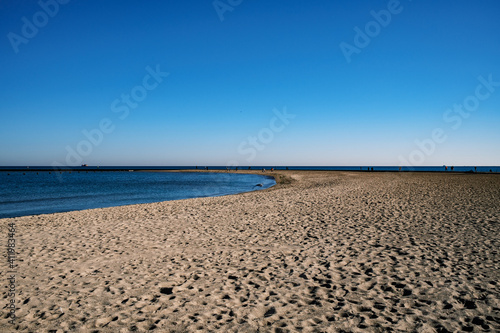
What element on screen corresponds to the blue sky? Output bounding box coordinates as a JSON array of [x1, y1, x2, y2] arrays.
[[1, 0, 499, 166]]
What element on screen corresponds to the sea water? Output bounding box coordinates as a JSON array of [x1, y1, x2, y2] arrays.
[[0, 172, 275, 218]]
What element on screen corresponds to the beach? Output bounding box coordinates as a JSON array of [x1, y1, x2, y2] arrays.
[[1, 171, 499, 332]]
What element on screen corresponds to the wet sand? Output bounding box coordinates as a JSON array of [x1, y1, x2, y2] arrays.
[[1, 171, 499, 332]]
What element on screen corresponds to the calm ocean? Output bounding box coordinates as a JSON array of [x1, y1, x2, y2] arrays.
[[0, 171, 275, 219]]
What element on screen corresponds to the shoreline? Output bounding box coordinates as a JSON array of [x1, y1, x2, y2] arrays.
[[1, 171, 499, 332], [2, 169, 495, 221], [1, 166, 499, 174], [1, 168, 499, 175], [0, 171, 277, 220]]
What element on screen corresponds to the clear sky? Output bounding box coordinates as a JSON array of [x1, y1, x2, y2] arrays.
[[1, 0, 499, 166]]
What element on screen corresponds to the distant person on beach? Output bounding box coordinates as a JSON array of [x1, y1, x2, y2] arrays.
[[262, 168, 266, 172], [451, 166, 454, 171]]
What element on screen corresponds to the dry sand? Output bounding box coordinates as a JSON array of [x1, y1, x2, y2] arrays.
[[1, 171, 499, 332]]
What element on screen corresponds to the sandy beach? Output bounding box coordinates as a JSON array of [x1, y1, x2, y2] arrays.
[[1, 171, 499, 332]]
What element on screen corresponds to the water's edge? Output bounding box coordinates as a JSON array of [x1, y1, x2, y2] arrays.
[[0, 172, 276, 219]]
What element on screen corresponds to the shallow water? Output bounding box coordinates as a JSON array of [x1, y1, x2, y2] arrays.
[[0, 172, 275, 218]]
